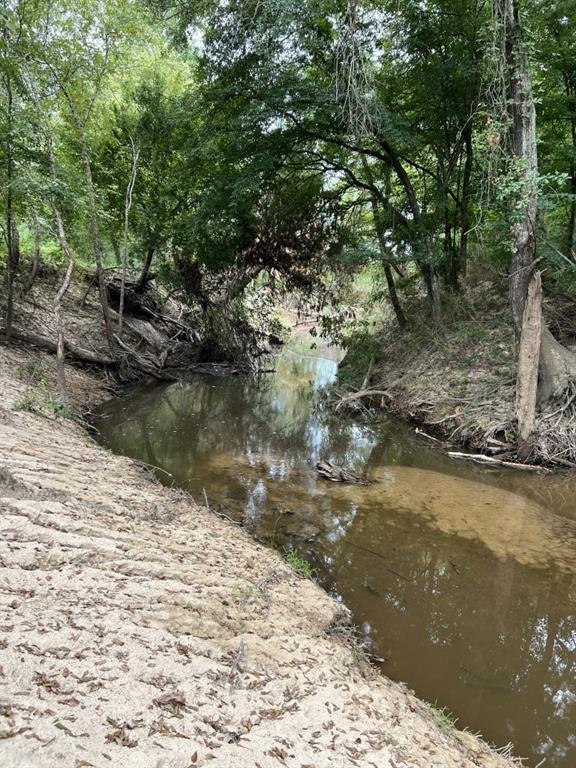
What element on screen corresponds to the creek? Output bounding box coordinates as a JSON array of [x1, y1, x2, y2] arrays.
[[93, 334, 576, 768]]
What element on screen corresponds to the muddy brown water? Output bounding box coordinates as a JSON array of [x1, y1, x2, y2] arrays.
[[93, 337, 576, 767]]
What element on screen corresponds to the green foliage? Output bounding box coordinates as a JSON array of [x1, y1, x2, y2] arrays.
[[12, 370, 72, 419], [285, 549, 317, 580], [337, 327, 385, 390], [3, 0, 576, 364], [12, 392, 39, 413]]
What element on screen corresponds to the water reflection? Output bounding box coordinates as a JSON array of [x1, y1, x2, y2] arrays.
[[94, 337, 576, 767]]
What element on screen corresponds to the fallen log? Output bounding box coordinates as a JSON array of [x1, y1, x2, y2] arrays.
[[3, 327, 115, 365], [4, 326, 175, 382]]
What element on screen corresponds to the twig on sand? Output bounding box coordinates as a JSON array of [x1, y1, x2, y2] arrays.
[[447, 451, 550, 472]]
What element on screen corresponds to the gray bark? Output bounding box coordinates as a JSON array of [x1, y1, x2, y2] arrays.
[[516, 271, 541, 460]]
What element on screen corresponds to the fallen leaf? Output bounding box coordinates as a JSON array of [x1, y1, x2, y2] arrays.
[[153, 690, 188, 717], [105, 726, 138, 748]]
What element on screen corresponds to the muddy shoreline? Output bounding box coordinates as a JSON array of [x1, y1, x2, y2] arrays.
[[0, 328, 523, 768]]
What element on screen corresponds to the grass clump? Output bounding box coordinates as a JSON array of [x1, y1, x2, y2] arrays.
[[285, 549, 317, 580], [430, 703, 458, 732]]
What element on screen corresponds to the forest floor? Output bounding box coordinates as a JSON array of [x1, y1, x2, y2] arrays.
[[0, 280, 521, 767], [339, 277, 576, 467]]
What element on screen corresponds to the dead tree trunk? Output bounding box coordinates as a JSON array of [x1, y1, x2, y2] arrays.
[[499, 0, 540, 450], [497, 0, 541, 453], [516, 271, 541, 459]]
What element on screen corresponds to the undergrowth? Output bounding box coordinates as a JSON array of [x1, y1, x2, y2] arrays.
[[285, 549, 317, 579], [13, 364, 72, 419]]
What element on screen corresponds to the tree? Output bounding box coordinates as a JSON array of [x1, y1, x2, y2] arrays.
[[495, 0, 576, 458]]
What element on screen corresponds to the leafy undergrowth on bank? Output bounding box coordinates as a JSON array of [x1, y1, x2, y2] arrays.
[[337, 276, 576, 467]]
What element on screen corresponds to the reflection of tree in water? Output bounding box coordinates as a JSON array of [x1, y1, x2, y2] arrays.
[[310, 505, 576, 768], [95, 356, 380, 494]]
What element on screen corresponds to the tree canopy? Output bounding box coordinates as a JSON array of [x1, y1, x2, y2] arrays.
[[3, 0, 576, 438]]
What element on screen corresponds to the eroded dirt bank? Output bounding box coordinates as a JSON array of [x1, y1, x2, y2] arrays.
[[0, 345, 520, 768], [339, 281, 576, 467]]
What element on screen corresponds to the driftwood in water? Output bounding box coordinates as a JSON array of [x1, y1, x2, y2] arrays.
[[316, 461, 372, 484]]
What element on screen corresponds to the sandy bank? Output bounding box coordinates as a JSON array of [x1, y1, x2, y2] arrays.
[[0, 344, 519, 768]]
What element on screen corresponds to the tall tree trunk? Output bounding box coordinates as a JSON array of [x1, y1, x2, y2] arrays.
[[499, 0, 539, 340], [445, 206, 458, 290], [118, 137, 139, 336], [516, 271, 542, 460], [51, 204, 75, 402], [79, 133, 114, 347], [136, 246, 156, 291], [3, 62, 17, 344], [567, 157, 576, 261], [371, 199, 408, 329], [497, 0, 542, 457], [24, 209, 41, 293], [48, 139, 76, 402], [497, 0, 576, 458], [459, 122, 474, 277], [561, 73, 576, 261]]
